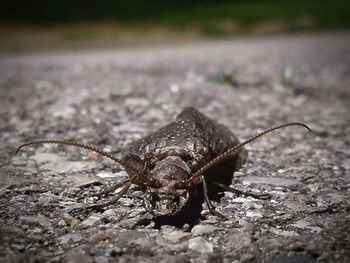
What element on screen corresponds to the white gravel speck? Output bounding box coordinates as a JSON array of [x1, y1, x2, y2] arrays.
[[290, 220, 323, 233], [188, 237, 213, 253]]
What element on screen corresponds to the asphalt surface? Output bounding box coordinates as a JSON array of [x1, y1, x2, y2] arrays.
[[0, 32, 349, 262]]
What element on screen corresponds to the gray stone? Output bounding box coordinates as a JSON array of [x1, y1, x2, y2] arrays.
[[19, 215, 52, 229], [267, 255, 314, 263], [243, 176, 298, 186], [31, 227, 43, 234], [11, 244, 26, 252], [101, 209, 117, 217], [95, 171, 118, 178], [81, 215, 101, 227], [340, 158, 350, 170], [223, 231, 252, 250], [133, 237, 153, 250], [270, 228, 300, 237], [30, 152, 67, 164], [94, 256, 109, 263], [58, 219, 67, 227], [64, 174, 101, 188], [162, 227, 191, 242], [160, 255, 190, 263], [191, 225, 219, 236], [240, 253, 255, 262], [89, 231, 108, 243], [37, 192, 59, 205], [41, 161, 96, 173], [188, 237, 214, 253], [58, 233, 83, 244], [290, 220, 323, 233], [64, 248, 93, 263]]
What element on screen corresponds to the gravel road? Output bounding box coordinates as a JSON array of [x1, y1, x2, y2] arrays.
[[0, 32, 349, 262]]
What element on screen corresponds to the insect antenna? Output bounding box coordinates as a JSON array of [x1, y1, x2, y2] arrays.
[[184, 122, 311, 186], [15, 139, 140, 174]]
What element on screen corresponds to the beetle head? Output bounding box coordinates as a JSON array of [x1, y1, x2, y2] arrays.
[[143, 156, 193, 216]]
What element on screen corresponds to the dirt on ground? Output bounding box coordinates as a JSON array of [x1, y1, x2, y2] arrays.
[[0, 32, 349, 262]]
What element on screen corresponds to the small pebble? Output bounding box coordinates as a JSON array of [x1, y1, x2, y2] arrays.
[[19, 215, 52, 229], [81, 215, 101, 227], [58, 233, 83, 244], [89, 231, 107, 243], [191, 225, 218, 236], [188, 237, 213, 253], [58, 219, 67, 227], [162, 227, 191, 242]]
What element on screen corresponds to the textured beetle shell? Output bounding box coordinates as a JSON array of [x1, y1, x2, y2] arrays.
[[124, 107, 247, 175]]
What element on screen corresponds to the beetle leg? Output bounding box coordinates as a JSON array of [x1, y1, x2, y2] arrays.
[[213, 182, 271, 200], [80, 175, 137, 211], [94, 180, 126, 198], [202, 176, 227, 220]]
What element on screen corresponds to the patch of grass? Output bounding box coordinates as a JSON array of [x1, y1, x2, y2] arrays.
[[215, 70, 237, 86], [167, 0, 349, 35], [0, 0, 349, 52], [281, 67, 297, 86]]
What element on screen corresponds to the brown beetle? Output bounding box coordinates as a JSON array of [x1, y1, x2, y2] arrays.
[[16, 108, 311, 219]]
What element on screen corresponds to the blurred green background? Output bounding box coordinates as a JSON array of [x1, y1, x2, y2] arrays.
[[1, 0, 349, 52]]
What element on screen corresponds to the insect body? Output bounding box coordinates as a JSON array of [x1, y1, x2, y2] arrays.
[[123, 108, 247, 217], [16, 107, 311, 219]]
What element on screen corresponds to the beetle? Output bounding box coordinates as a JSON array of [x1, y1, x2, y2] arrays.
[[15, 107, 311, 219]]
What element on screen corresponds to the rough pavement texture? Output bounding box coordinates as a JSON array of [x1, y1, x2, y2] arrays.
[[0, 32, 349, 262]]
